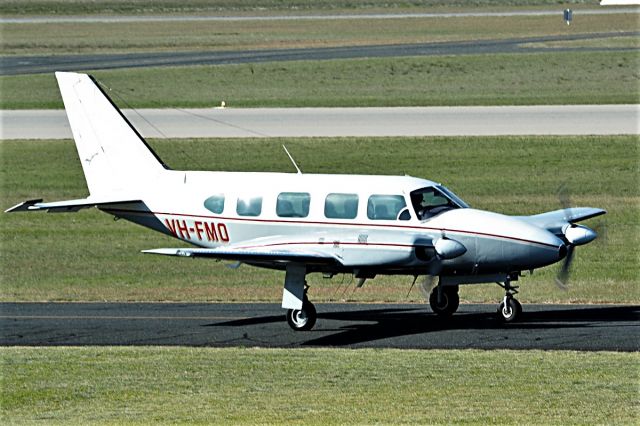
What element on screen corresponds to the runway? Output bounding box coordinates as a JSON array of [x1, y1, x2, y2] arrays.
[[1, 32, 637, 76], [1, 303, 638, 351], [2, 105, 638, 139]]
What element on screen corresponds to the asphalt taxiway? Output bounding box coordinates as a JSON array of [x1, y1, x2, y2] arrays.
[[1, 303, 637, 351], [2, 32, 637, 76]]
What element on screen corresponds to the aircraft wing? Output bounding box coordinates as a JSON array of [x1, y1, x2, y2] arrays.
[[519, 207, 606, 233], [5, 197, 143, 213], [142, 246, 342, 266]]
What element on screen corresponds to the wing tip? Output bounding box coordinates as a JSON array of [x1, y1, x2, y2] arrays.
[[5, 199, 43, 213], [142, 248, 192, 257]]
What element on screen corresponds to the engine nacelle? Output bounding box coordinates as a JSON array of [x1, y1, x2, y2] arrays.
[[434, 237, 467, 259]]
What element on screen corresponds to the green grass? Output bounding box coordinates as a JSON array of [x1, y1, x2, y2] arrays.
[[2, 4, 636, 108], [2, 51, 639, 109], [4, 12, 635, 56], [2, 4, 637, 109], [1, 136, 638, 303], [1, 347, 637, 424]]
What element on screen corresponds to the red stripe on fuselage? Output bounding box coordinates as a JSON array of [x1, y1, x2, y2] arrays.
[[102, 208, 559, 249]]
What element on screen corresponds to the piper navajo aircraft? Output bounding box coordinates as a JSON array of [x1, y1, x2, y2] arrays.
[[7, 72, 606, 331]]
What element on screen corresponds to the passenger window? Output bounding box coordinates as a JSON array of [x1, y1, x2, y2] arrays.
[[324, 193, 359, 219], [367, 195, 409, 220], [237, 196, 262, 216], [277, 192, 310, 218], [203, 194, 225, 214]]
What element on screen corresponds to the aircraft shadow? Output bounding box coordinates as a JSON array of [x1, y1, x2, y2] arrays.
[[210, 305, 639, 349]]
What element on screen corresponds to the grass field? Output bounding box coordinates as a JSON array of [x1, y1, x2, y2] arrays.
[[2, 50, 639, 109], [4, 12, 636, 56], [2, 3, 637, 109], [1, 347, 637, 424], [1, 136, 638, 304]]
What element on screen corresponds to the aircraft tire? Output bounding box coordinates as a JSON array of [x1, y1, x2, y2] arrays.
[[497, 297, 522, 323], [286, 300, 317, 331], [429, 287, 459, 317]]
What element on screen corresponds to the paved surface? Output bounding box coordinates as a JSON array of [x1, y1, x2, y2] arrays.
[[2, 105, 638, 139], [1, 303, 638, 351], [3, 8, 637, 24], [1, 32, 637, 76]]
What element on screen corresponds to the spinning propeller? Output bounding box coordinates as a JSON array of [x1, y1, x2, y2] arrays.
[[554, 185, 604, 290], [413, 236, 467, 298]]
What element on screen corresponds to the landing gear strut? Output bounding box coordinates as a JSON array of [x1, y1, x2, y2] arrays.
[[286, 285, 317, 331], [496, 277, 522, 323], [429, 285, 459, 317]]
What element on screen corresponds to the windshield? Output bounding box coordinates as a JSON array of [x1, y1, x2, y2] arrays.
[[410, 186, 468, 220], [436, 185, 469, 209]]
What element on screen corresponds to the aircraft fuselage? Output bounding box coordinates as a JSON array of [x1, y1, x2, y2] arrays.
[[101, 170, 565, 278]]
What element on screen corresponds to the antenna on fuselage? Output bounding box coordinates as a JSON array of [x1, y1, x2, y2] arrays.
[[282, 145, 302, 174]]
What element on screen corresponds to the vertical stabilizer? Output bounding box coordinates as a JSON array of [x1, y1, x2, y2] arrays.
[[55, 72, 168, 196]]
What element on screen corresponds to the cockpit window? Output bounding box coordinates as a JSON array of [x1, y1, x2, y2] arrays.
[[410, 186, 466, 220], [436, 185, 469, 209]]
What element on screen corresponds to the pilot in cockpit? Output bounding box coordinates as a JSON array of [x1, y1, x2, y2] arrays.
[[411, 186, 465, 220], [411, 192, 429, 220]]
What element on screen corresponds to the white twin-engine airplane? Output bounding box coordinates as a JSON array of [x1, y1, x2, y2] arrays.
[[7, 72, 606, 331]]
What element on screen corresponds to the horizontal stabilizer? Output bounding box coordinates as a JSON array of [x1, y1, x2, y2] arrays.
[[143, 247, 341, 266], [5, 197, 143, 213]]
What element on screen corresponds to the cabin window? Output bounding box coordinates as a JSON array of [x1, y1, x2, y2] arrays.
[[203, 194, 225, 214], [367, 195, 409, 220], [237, 196, 262, 216], [277, 192, 310, 218], [324, 193, 359, 219]]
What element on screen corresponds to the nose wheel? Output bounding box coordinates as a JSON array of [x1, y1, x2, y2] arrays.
[[498, 295, 522, 322], [496, 277, 522, 323]]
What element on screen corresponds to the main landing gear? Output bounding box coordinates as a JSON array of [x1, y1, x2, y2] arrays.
[[429, 285, 459, 317], [429, 278, 524, 323], [286, 286, 317, 331], [496, 277, 522, 323]]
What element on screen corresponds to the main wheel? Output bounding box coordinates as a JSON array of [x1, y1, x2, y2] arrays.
[[286, 300, 317, 331], [429, 286, 459, 317], [497, 297, 522, 323]]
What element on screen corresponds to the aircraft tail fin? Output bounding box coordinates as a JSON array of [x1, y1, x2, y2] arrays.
[[55, 72, 169, 197]]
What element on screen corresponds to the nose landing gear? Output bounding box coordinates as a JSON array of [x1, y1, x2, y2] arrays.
[[496, 277, 521, 323]]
